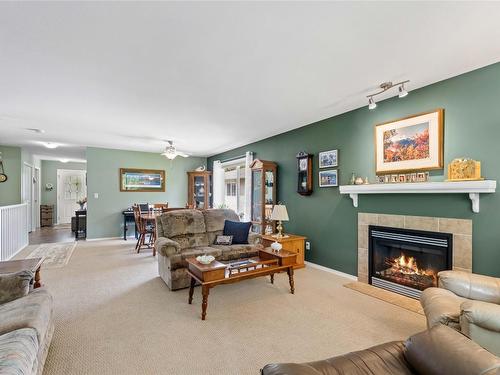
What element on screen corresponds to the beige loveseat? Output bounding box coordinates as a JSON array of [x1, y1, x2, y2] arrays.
[[420, 270, 500, 356], [0, 271, 55, 375], [155, 209, 261, 290]]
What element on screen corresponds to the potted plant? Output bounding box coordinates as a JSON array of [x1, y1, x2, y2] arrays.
[[77, 197, 87, 211]]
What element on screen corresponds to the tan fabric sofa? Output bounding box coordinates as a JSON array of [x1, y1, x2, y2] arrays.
[[420, 270, 500, 356], [155, 209, 261, 290], [0, 271, 54, 375], [262, 324, 500, 375]]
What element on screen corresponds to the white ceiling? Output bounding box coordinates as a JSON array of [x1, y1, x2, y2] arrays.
[[1, 2, 500, 162]]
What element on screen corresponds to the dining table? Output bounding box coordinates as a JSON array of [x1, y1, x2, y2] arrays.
[[140, 211, 163, 222]]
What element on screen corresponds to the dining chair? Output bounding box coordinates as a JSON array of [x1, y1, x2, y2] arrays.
[[132, 205, 156, 256], [153, 203, 168, 210]]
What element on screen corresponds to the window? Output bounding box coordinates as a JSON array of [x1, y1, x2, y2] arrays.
[[226, 181, 237, 196], [223, 164, 246, 216]]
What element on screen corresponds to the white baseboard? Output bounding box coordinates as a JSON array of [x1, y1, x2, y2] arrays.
[[305, 261, 358, 281], [86, 236, 123, 242], [6, 242, 29, 260]]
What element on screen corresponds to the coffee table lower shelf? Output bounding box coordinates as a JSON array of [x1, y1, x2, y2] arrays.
[[186, 248, 297, 320]]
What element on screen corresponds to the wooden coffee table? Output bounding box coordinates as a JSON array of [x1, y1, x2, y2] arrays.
[[0, 258, 44, 288], [186, 248, 297, 320]]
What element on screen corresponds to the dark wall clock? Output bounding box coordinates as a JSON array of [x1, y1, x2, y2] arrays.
[[0, 160, 7, 183], [297, 151, 313, 195]]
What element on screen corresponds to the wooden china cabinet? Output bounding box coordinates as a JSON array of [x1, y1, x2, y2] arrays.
[[187, 171, 212, 209], [250, 159, 277, 234]]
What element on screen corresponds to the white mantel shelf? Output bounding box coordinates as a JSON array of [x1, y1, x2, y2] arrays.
[[339, 180, 497, 213]]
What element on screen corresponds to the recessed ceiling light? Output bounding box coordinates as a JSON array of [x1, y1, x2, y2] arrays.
[[60, 159, 69, 163], [43, 142, 59, 149], [26, 128, 45, 134]]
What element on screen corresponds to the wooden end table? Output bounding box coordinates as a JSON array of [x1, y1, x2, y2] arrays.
[[186, 248, 297, 320], [261, 233, 307, 269], [0, 258, 44, 288]]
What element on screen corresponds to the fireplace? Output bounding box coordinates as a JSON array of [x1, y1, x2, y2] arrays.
[[368, 226, 452, 299]]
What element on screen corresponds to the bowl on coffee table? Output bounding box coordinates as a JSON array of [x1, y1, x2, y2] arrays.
[[196, 255, 215, 265]]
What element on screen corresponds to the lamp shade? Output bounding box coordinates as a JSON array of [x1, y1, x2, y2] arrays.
[[270, 204, 289, 221]]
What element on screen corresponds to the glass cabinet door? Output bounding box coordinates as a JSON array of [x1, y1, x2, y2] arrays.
[[249, 159, 277, 234], [251, 170, 262, 223], [208, 174, 213, 208], [193, 175, 206, 208], [264, 169, 275, 234]]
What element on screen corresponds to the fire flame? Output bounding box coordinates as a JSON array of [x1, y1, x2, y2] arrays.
[[391, 253, 432, 276]]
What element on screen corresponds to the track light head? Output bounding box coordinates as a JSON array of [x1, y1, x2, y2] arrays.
[[398, 84, 408, 98], [368, 97, 377, 110]]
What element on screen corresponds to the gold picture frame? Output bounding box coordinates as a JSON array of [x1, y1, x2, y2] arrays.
[[119, 168, 166, 192], [375, 109, 444, 174]]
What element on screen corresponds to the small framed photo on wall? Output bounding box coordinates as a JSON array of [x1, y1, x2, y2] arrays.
[[319, 170, 338, 187], [319, 149, 338, 169]]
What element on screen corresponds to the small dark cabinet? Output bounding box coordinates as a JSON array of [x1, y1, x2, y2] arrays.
[[297, 152, 313, 196]]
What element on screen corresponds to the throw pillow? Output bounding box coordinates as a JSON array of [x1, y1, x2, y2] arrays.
[[0, 270, 33, 304], [223, 220, 252, 244], [214, 235, 233, 245]]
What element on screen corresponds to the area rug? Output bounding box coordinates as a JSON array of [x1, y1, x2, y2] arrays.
[[344, 281, 424, 315], [26, 242, 77, 269]]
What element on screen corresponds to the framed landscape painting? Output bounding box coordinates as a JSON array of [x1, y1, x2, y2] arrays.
[[120, 168, 165, 192], [375, 109, 444, 173]]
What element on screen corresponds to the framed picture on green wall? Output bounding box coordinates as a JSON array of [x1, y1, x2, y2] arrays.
[[319, 149, 338, 168], [375, 109, 444, 174], [119, 168, 165, 192], [319, 170, 338, 187]]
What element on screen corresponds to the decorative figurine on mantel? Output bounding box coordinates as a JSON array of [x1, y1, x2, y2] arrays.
[[447, 158, 483, 181], [354, 176, 364, 185], [350, 173, 356, 185]]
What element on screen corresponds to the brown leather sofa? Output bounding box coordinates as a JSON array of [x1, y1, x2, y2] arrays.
[[420, 270, 500, 355], [261, 325, 500, 375]]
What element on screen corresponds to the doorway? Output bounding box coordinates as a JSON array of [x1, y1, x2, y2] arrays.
[[57, 169, 87, 224], [33, 167, 40, 230], [22, 163, 33, 232]]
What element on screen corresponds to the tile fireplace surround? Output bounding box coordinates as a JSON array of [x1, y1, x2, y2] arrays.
[[358, 213, 472, 284]]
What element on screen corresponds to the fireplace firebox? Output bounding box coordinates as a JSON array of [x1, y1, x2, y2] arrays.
[[368, 226, 452, 299]]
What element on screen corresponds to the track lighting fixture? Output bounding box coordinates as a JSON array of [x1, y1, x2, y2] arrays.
[[367, 80, 409, 109], [368, 97, 377, 110], [398, 83, 408, 98]]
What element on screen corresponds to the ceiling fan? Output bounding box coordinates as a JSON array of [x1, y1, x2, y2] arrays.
[[161, 140, 189, 160]]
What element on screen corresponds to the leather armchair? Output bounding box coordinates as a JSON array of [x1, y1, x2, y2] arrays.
[[420, 270, 500, 356], [261, 325, 500, 375]]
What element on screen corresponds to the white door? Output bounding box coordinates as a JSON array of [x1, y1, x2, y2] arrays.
[[21, 163, 33, 232], [57, 169, 87, 224], [33, 167, 40, 230]]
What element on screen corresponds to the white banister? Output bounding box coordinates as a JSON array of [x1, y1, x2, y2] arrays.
[[0, 203, 29, 261]]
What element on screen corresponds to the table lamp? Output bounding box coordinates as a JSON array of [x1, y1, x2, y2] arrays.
[[271, 204, 289, 240]]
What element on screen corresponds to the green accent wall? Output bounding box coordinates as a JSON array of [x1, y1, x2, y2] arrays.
[[209, 62, 500, 277], [0, 145, 21, 206], [86, 147, 206, 239], [41, 160, 87, 222]]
